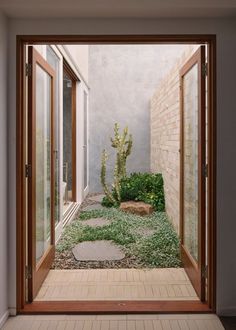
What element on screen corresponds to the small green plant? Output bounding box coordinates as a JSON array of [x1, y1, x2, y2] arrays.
[[101, 123, 133, 205]]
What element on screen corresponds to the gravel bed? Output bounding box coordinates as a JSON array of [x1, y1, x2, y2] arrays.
[[51, 250, 144, 270]]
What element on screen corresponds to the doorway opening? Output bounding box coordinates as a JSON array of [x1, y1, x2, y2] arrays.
[[16, 35, 216, 313]]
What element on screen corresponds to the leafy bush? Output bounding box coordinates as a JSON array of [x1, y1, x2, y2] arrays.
[[101, 172, 165, 211]]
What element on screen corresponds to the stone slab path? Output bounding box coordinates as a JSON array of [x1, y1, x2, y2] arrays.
[[81, 203, 104, 211], [72, 240, 125, 261], [80, 217, 110, 228], [88, 194, 105, 203]]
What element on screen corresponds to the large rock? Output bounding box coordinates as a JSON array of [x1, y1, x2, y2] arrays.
[[120, 201, 154, 216]]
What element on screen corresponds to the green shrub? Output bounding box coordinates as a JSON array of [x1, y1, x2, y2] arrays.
[[120, 172, 165, 211], [102, 172, 165, 211], [101, 195, 118, 208]]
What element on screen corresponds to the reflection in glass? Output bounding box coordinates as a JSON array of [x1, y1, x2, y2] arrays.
[[183, 63, 198, 262], [46, 46, 61, 225], [63, 71, 73, 204], [35, 64, 51, 263], [84, 91, 88, 189]]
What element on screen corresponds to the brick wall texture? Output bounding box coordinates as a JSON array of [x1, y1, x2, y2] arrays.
[[150, 46, 197, 234]]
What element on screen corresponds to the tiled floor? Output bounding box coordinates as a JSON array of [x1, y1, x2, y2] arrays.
[[2, 314, 224, 330], [35, 268, 199, 301]]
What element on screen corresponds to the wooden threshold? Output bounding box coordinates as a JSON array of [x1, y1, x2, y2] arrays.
[[19, 300, 211, 314]]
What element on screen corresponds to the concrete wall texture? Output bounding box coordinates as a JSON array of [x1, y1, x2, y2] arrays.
[[0, 11, 8, 327], [88, 45, 189, 192], [150, 46, 197, 234], [5, 17, 236, 316]]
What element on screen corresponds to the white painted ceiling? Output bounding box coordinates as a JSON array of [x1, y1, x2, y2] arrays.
[[0, 0, 236, 18]]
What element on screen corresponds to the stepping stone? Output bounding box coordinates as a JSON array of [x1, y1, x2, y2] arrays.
[[80, 217, 110, 228], [88, 194, 105, 203], [81, 203, 104, 211], [72, 240, 125, 261]]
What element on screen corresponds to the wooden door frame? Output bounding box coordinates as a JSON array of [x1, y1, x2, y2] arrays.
[[63, 59, 78, 202], [16, 34, 216, 314]]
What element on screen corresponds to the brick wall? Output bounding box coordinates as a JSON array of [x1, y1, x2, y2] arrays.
[[150, 46, 197, 234]]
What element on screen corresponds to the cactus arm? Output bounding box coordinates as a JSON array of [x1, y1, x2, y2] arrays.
[[100, 149, 116, 204], [101, 123, 133, 206]]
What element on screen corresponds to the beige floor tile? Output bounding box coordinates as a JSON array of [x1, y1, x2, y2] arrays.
[[135, 320, 145, 330], [144, 319, 154, 330], [35, 268, 199, 301], [2, 315, 225, 330], [152, 320, 163, 330]]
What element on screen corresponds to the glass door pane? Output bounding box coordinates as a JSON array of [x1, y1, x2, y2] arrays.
[[63, 71, 73, 204], [84, 91, 88, 190], [46, 46, 61, 226], [183, 63, 199, 262], [35, 64, 52, 264], [27, 46, 55, 301], [180, 45, 206, 301]]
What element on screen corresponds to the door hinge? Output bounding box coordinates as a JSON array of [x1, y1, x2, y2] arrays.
[[202, 63, 208, 77], [203, 163, 208, 178], [25, 265, 32, 280], [25, 63, 32, 77], [25, 164, 32, 178], [201, 265, 208, 279]]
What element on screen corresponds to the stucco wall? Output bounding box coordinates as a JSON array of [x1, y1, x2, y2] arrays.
[[88, 45, 189, 192], [0, 11, 8, 327], [6, 18, 236, 316], [150, 46, 197, 234]]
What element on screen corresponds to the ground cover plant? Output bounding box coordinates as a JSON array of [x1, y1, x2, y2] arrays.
[[54, 208, 181, 269]]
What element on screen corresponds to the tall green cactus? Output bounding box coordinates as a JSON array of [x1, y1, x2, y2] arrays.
[[101, 123, 133, 204]]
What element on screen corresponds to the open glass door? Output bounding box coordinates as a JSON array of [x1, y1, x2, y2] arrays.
[[180, 46, 206, 301], [83, 91, 89, 196], [27, 46, 56, 301]]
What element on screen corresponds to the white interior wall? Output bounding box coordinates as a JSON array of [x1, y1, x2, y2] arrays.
[[6, 18, 236, 316], [0, 11, 8, 327], [63, 45, 89, 84]]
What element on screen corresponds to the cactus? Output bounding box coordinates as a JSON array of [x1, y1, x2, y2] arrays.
[[101, 123, 133, 205]]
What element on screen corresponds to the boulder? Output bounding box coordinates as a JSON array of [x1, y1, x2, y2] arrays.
[[120, 201, 154, 216]]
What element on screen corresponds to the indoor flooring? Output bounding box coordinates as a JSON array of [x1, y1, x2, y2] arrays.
[[35, 268, 199, 301], [2, 314, 224, 330]]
